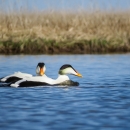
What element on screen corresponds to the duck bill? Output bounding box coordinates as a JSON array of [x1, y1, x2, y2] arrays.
[[76, 72, 82, 77], [40, 68, 44, 76]]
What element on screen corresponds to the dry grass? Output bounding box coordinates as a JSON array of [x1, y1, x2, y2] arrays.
[[0, 9, 130, 53]]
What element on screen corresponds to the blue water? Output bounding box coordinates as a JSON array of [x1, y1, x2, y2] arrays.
[[0, 54, 130, 130]]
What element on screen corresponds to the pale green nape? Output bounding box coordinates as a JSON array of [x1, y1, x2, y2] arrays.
[[59, 67, 71, 75]]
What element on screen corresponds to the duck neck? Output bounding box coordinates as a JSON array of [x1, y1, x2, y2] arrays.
[[52, 74, 70, 84]]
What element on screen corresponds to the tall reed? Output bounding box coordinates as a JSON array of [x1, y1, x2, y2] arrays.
[[0, 8, 130, 53]]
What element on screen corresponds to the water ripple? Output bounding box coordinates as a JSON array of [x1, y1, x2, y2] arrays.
[[0, 54, 130, 130]]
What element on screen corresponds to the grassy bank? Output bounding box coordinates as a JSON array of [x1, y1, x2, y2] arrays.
[[0, 10, 130, 54]]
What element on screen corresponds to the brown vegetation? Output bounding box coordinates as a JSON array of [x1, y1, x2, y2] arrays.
[[0, 9, 130, 54]]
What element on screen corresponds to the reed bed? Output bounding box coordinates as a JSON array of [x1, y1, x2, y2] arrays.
[[0, 9, 130, 54]]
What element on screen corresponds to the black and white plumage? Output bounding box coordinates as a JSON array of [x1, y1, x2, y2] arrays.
[[10, 64, 82, 87], [0, 62, 45, 83]]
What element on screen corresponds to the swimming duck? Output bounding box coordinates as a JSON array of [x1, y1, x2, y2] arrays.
[[10, 64, 82, 87], [0, 62, 45, 83]]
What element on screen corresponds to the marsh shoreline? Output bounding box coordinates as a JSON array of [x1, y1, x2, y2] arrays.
[[0, 39, 130, 54], [0, 10, 130, 54]]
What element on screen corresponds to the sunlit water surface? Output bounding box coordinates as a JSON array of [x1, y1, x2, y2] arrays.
[[0, 54, 130, 130]]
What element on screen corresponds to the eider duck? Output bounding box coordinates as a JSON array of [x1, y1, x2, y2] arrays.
[[0, 62, 45, 83], [10, 64, 82, 87]]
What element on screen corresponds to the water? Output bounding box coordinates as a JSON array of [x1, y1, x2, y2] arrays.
[[0, 54, 130, 130]]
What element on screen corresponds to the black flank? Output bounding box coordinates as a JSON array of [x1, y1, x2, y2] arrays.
[[19, 81, 49, 87], [5, 77, 22, 83]]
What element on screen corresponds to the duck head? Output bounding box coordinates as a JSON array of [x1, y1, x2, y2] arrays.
[[59, 64, 82, 77], [36, 62, 46, 76]]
